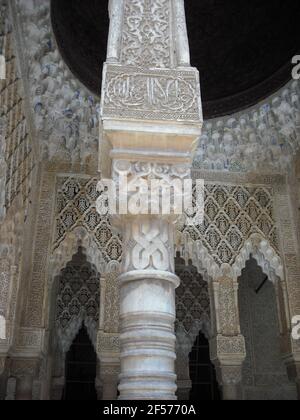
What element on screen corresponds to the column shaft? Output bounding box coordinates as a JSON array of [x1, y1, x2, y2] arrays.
[[119, 272, 179, 399], [118, 218, 180, 400]]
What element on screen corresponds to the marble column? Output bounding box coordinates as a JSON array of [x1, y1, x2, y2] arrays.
[[210, 276, 246, 400], [100, 0, 203, 400], [118, 216, 180, 399]]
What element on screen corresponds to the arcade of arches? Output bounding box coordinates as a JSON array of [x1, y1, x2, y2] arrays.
[[1, 0, 300, 401]]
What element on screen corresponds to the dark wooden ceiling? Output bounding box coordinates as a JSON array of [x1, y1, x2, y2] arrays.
[[51, 0, 300, 118]]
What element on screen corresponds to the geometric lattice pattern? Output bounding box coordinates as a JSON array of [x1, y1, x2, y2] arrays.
[[54, 177, 122, 262], [182, 184, 279, 265], [55, 247, 100, 330], [54, 178, 278, 268], [175, 256, 210, 333], [1, 29, 35, 212]]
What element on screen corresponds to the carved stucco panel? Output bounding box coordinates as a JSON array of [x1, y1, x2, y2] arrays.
[[25, 172, 56, 327], [101, 64, 202, 123], [120, 0, 172, 68], [104, 271, 120, 334], [218, 277, 239, 337]]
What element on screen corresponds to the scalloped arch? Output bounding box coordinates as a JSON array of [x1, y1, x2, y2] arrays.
[[177, 232, 283, 282], [50, 227, 108, 281]]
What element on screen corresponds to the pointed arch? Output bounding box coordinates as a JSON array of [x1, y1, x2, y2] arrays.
[[57, 316, 98, 354], [176, 319, 211, 357]]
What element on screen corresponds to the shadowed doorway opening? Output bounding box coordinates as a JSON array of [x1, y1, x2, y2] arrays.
[[63, 325, 97, 401], [189, 332, 221, 401]]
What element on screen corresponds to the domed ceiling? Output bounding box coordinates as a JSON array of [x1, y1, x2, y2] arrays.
[[51, 0, 300, 119]]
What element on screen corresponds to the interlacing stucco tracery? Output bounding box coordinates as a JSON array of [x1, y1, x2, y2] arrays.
[[54, 176, 282, 278], [179, 181, 281, 276], [54, 177, 122, 264], [52, 173, 284, 275]]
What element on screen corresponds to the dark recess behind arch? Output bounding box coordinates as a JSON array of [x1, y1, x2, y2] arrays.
[[51, 0, 300, 119]]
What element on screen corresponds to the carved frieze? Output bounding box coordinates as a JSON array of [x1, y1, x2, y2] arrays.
[[101, 64, 202, 123]]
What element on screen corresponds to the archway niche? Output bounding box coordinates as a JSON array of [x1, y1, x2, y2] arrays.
[[238, 257, 297, 400], [49, 246, 101, 400], [175, 255, 219, 400]]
